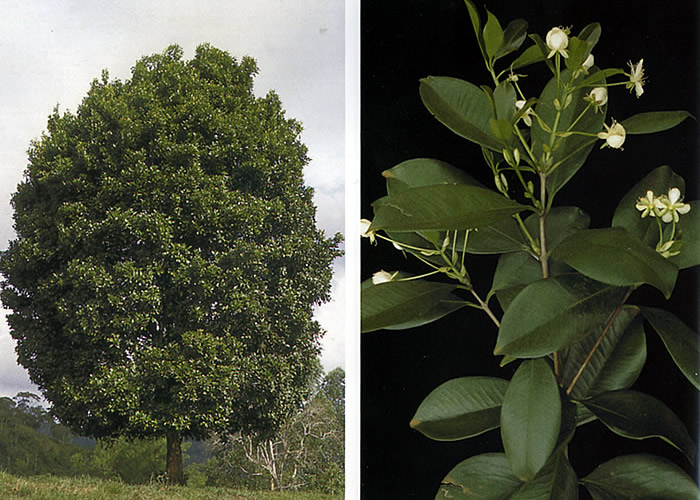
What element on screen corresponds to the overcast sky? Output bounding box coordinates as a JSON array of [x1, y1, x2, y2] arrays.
[[0, 0, 345, 399]]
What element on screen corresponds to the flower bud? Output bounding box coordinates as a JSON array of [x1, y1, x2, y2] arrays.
[[589, 87, 608, 107], [546, 27, 569, 58], [372, 270, 396, 285]]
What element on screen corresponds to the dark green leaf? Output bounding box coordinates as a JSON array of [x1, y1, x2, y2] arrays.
[[581, 390, 696, 462], [361, 279, 466, 333], [436, 453, 522, 499], [611, 165, 686, 247], [622, 111, 693, 135], [581, 454, 699, 499], [383, 158, 482, 196], [524, 206, 591, 251], [420, 76, 503, 150], [466, 217, 528, 254], [578, 23, 601, 52], [561, 306, 646, 402], [494, 81, 516, 121], [501, 359, 561, 481], [463, 0, 487, 63], [490, 118, 513, 141], [494, 19, 528, 61], [511, 44, 545, 70], [483, 9, 504, 60], [552, 227, 678, 298], [641, 307, 700, 390], [528, 34, 555, 73], [371, 184, 530, 232], [668, 201, 700, 269], [564, 37, 589, 72], [495, 274, 627, 358], [579, 68, 624, 87], [513, 450, 579, 500], [411, 377, 509, 441]]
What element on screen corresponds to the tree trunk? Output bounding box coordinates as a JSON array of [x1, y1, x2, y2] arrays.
[[166, 430, 185, 485]]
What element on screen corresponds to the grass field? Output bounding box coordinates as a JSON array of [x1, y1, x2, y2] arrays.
[[0, 472, 343, 500]]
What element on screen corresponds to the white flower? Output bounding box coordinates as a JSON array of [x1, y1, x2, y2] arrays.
[[635, 190, 658, 218], [626, 59, 646, 98], [587, 87, 608, 110], [597, 119, 626, 149], [654, 187, 691, 223], [582, 53, 595, 72], [515, 99, 533, 127], [656, 240, 681, 258], [546, 27, 569, 59], [360, 218, 376, 244], [372, 270, 397, 285]]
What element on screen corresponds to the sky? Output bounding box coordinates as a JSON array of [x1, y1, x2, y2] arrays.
[[0, 0, 346, 399]]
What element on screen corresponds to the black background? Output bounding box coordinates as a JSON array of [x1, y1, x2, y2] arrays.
[[360, 1, 698, 498]]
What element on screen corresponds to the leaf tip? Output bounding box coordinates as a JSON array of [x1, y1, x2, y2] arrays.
[[409, 417, 421, 429]]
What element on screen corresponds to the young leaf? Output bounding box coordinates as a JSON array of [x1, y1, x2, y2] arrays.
[[581, 454, 700, 499], [410, 377, 509, 441], [419, 76, 503, 151], [483, 9, 504, 60], [371, 184, 530, 232], [581, 390, 697, 462], [383, 158, 482, 196], [552, 227, 678, 299], [511, 43, 545, 70], [622, 110, 693, 135], [495, 274, 627, 358], [561, 306, 646, 401], [436, 453, 523, 499], [641, 306, 700, 390], [360, 280, 465, 333], [501, 359, 561, 481], [611, 165, 686, 247], [494, 19, 528, 61]]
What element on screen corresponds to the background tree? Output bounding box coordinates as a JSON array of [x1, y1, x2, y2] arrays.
[[0, 44, 341, 484], [205, 368, 344, 493]]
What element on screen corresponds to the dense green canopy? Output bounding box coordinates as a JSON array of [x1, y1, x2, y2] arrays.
[[0, 44, 341, 460]]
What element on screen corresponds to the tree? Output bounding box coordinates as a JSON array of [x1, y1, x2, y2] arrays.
[[0, 44, 341, 484], [206, 368, 344, 492]]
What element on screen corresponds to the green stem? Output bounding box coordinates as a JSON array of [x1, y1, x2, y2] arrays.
[[470, 288, 501, 328], [538, 172, 549, 279], [566, 101, 593, 133]]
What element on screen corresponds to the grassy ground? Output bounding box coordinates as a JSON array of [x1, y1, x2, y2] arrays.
[[0, 472, 343, 500]]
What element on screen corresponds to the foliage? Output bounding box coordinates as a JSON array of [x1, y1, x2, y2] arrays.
[[70, 436, 170, 484], [0, 470, 343, 500], [361, 3, 697, 498], [0, 393, 82, 477], [0, 43, 341, 483], [206, 369, 344, 493]]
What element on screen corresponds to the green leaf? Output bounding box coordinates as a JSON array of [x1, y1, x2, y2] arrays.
[[490, 118, 513, 141], [578, 22, 601, 53], [511, 44, 545, 70], [383, 158, 482, 196], [523, 206, 591, 251], [581, 390, 697, 462], [410, 377, 509, 441], [495, 274, 627, 358], [371, 184, 530, 232], [419, 76, 503, 151], [532, 69, 606, 195], [641, 307, 700, 390], [360, 279, 465, 333], [528, 34, 555, 73], [668, 200, 700, 269], [582, 454, 700, 499], [612, 165, 686, 246], [622, 111, 693, 135], [466, 217, 528, 254], [501, 359, 561, 481], [483, 10, 504, 60], [463, 0, 487, 64], [552, 227, 679, 299], [494, 19, 528, 61], [435, 453, 523, 499], [564, 37, 589, 72], [561, 306, 646, 402], [512, 450, 579, 500], [494, 81, 516, 122]]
